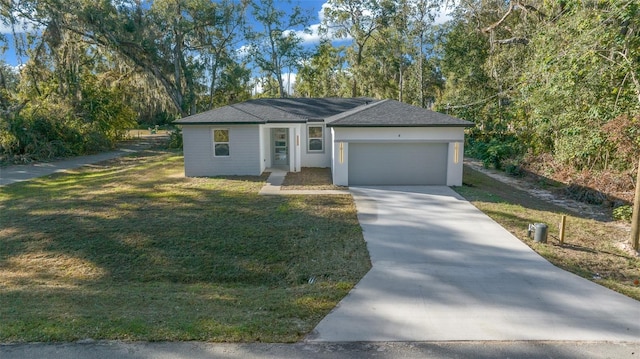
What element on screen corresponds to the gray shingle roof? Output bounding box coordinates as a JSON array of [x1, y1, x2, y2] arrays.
[[174, 97, 473, 127], [174, 97, 376, 124], [325, 99, 474, 127]]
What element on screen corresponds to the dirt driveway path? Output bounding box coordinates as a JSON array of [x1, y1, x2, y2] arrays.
[[0, 136, 167, 186]]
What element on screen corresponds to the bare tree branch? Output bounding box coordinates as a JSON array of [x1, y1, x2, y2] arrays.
[[495, 37, 529, 45], [482, 1, 545, 34], [482, 2, 514, 33]]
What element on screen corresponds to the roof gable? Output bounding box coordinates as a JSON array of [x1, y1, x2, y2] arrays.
[[325, 99, 474, 127]]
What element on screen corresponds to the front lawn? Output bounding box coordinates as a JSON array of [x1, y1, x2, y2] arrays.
[[281, 167, 345, 191], [0, 150, 371, 343]]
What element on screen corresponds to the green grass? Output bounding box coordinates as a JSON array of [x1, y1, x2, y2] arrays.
[[0, 150, 371, 343], [455, 166, 640, 301]]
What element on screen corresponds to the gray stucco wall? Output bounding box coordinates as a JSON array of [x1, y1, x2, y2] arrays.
[[182, 125, 261, 176]]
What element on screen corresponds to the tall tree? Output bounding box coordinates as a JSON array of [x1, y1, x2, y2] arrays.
[[150, 0, 250, 114], [247, 0, 310, 98], [8, 0, 248, 117], [294, 39, 346, 97], [520, 0, 640, 170], [186, 0, 248, 109], [322, 0, 396, 97], [408, 0, 440, 107], [437, 0, 541, 168]]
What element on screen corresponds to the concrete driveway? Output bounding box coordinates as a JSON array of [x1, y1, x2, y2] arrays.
[[308, 186, 640, 342]]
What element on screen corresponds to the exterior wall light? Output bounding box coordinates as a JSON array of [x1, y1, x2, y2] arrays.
[[454, 142, 460, 164]]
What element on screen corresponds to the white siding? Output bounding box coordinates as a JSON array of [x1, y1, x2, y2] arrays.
[[332, 127, 464, 142], [260, 125, 271, 169], [331, 127, 466, 186], [182, 125, 261, 177], [300, 124, 332, 168], [446, 141, 465, 187]]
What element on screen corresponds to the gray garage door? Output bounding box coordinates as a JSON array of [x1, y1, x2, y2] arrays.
[[348, 142, 448, 185]]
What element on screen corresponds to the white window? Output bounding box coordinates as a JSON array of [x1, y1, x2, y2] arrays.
[[213, 129, 230, 157], [307, 125, 324, 152]]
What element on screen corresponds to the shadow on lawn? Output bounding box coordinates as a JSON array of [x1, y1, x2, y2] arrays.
[[459, 166, 570, 214], [0, 150, 371, 342], [0, 151, 367, 288], [515, 165, 632, 208], [464, 164, 631, 222]]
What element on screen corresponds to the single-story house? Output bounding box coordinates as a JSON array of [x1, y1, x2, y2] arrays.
[[174, 97, 474, 186]]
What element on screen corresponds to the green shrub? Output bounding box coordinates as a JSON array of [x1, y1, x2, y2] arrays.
[[168, 128, 183, 149], [505, 163, 524, 177], [613, 205, 633, 222], [466, 137, 521, 170]]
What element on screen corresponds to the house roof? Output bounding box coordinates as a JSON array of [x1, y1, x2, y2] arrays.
[[325, 99, 474, 127], [174, 97, 474, 128], [174, 97, 376, 124]]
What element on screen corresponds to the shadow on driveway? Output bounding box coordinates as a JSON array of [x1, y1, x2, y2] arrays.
[[309, 186, 640, 342]]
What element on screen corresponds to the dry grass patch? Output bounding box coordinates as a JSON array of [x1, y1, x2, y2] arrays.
[[454, 166, 640, 301], [281, 167, 346, 190], [0, 150, 370, 343]]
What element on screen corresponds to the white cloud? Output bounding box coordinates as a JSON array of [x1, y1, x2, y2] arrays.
[[285, 24, 325, 46], [434, 12, 452, 25], [251, 78, 263, 96], [283, 72, 297, 94], [434, 2, 454, 25], [318, 2, 330, 23], [1, 22, 19, 34], [236, 44, 252, 59], [239, 2, 351, 57], [297, 2, 354, 46], [0, 12, 40, 34]]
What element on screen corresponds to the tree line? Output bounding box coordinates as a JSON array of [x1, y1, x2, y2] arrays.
[[1, 0, 638, 185]]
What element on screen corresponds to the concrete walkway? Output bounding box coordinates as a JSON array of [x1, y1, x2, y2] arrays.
[[308, 186, 640, 342], [0, 136, 167, 186]]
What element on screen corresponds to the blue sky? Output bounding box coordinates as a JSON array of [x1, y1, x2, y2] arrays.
[[2, 35, 24, 66]]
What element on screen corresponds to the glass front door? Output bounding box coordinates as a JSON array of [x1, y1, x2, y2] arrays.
[[272, 128, 288, 166]]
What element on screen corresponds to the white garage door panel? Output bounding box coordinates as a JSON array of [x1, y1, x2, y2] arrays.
[[349, 143, 448, 185]]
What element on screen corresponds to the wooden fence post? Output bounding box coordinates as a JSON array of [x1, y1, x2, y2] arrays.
[[631, 158, 640, 251], [559, 215, 566, 245]]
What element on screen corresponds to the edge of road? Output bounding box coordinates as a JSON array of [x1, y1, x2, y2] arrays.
[[1, 340, 639, 359]]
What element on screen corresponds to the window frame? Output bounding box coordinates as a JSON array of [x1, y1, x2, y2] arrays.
[[307, 125, 324, 153], [213, 128, 230, 157]]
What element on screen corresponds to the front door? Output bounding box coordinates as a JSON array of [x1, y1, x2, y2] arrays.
[[272, 128, 288, 167]]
